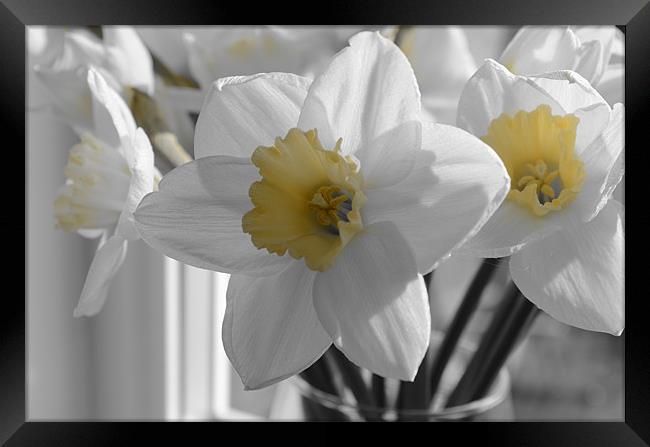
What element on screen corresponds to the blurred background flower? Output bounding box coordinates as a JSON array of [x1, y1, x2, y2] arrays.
[[57, 69, 158, 317], [499, 26, 624, 105]]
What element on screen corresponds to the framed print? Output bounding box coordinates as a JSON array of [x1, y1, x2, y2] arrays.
[[4, 0, 649, 444]]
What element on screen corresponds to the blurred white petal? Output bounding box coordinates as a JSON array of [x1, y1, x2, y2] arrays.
[[103, 26, 155, 95], [184, 26, 354, 89], [136, 27, 191, 76], [401, 27, 477, 124], [33, 65, 94, 132], [28, 26, 64, 66], [597, 63, 624, 105], [87, 68, 137, 163], [117, 128, 155, 240], [500, 27, 580, 76], [73, 234, 128, 317]]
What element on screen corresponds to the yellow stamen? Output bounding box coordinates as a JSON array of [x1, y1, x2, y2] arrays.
[[540, 184, 556, 199], [242, 128, 365, 272], [481, 105, 585, 217], [517, 175, 536, 189]]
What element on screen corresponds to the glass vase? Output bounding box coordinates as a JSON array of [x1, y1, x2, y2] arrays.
[[269, 332, 514, 421]]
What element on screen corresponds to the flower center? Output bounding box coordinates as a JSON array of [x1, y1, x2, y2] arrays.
[[481, 105, 585, 217], [308, 185, 354, 234], [55, 133, 131, 232], [242, 128, 365, 272]]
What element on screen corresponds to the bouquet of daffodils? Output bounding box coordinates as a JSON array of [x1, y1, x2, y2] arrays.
[[32, 25, 624, 421]]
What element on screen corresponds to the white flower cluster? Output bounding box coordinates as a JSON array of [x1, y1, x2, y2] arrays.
[[30, 26, 624, 389]]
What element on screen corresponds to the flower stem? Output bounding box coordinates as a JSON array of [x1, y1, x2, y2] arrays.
[[371, 374, 386, 409], [300, 356, 337, 395], [153, 132, 193, 167], [326, 348, 375, 407], [470, 293, 538, 402], [128, 88, 193, 169], [445, 281, 538, 408], [151, 52, 200, 89], [428, 258, 503, 404], [326, 347, 382, 420], [299, 356, 351, 421]]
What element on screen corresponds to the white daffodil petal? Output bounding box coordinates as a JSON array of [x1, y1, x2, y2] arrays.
[[33, 65, 94, 132], [527, 71, 610, 151], [194, 72, 311, 159], [402, 27, 477, 124], [499, 27, 580, 77], [183, 32, 214, 89], [525, 70, 608, 114], [312, 221, 430, 381], [163, 85, 206, 114], [574, 26, 618, 74], [103, 26, 154, 95], [224, 263, 331, 390], [87, 68, 137, 164], [364, 123, 509, 273], [597, 63, 624, 105], [359, 121, 421, 189], [610, 30, 624, 57], [73, 234, 128, 317], [133, 156, 292, 275], [458, 200, 561, 258], [572, 103, 612, 155], [152, 81, 199, 150], [404, 27, 476, 95], [64, 30, 106, 67], [136, 27, 190, 76], [298, 31, 421, 187], [573, 40, 604, 85], [77, 228, 106, 239], [457, 59, 565, 138], [510, 199, 624, 335], [117, 128, 155, 240], [574, 103, 624, 222], [28, 26, 65, 66]]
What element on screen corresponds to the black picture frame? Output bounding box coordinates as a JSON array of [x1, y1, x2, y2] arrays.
[[5, 0, 648, 444]]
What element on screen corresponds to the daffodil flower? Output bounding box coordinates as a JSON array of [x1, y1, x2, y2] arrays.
[[499, 26, 624, 105], [133, 32, 509, 389], [457, 59, 624, 335], [33, 26, 154, 132], [183, 26, 369, 90], [136, 27, 193, 78], [55, 69, 157, 317], [395, 26, 479, 124]]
